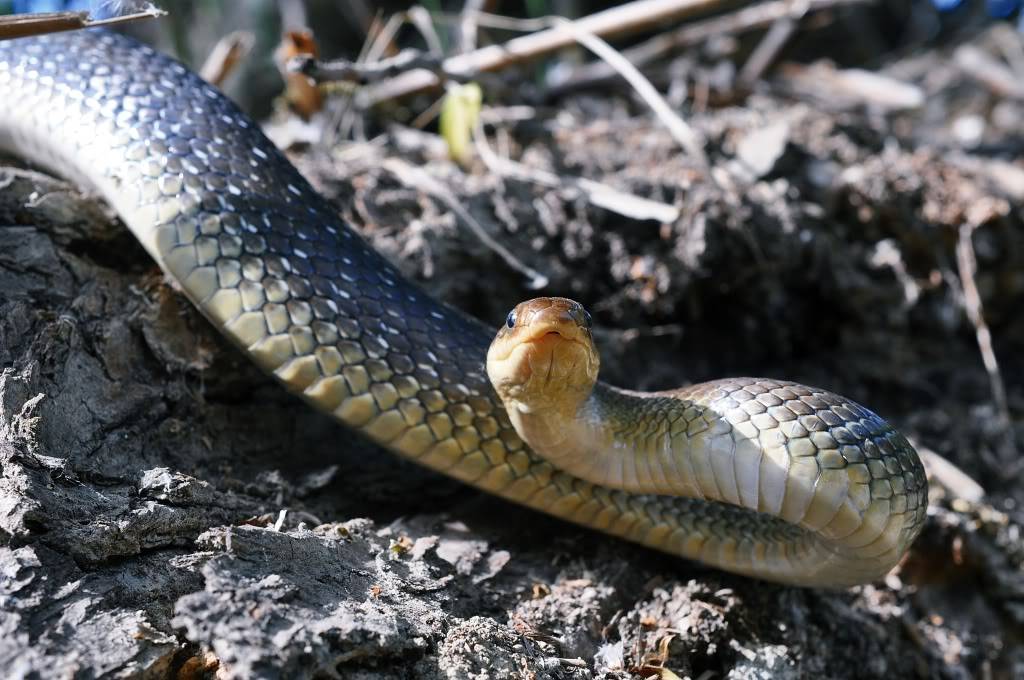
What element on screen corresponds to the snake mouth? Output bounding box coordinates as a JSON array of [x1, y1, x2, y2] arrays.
[[488, 326, 583, 362], [503, 329, 594, 388], [524, 325, 587, 348], [487, 325, 594, 393], [533, 329, 575, 344], [511, 331, 578, 361], [513, 329, 590, 367]]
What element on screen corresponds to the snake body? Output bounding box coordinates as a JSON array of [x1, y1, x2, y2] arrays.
[[0, 31, 926, 587]]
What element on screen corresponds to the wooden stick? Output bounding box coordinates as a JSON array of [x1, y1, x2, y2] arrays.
[[0, 8, 165, 41]]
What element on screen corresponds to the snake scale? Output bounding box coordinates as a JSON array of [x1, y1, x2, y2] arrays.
[[0, 30, 926, 587]]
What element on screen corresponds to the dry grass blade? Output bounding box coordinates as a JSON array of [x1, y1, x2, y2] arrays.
[[0, 7, 166, 41], [779, 62, 925, 110], [455, 0, 488, 54], [408, 5, 445, 57], [917, 446, 986, 503], [548, 16, 707, 168], [382, 158, 549, 289], [955, 223, 1017, 464], [737, 0, 809, 88]]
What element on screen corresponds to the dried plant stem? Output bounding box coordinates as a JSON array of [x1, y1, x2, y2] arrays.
[[382, 158, 549, 289], [737, 0, 810, 88], [548, 16, 707, 166], [0, 7, 165, 40], [956, 223, 1016, 463]]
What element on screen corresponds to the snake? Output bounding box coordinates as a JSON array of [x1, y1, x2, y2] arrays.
[[0, 30, 926, 587]]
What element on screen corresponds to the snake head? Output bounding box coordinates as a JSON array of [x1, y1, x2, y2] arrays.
[[486, 297, 599, 416]]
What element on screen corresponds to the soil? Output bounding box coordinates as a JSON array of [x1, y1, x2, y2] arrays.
[[3, 14, 1024, 680]]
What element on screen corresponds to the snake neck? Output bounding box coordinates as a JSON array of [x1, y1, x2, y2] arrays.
[[510, 376, 929, 583], [508, 382, 708, 498]]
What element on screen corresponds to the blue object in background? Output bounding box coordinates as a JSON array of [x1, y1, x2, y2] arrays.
[[987, 0, 1022, 17], [11, 0, 123, 17], [932, 0, 1022, 15], [13, 0, 90, 11]]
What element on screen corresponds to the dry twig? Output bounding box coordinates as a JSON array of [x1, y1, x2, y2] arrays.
[[0, 6, 165, 40], [382, 158, 549, 289], [917, 445, 986, 503], [408, 5, 445, 57], [455, 0, 489, 54], [737, 0, 810, 89], [778, 62, 924, 110], [292, 49, 447, 84], [955, 223, 1016, 464], [296, 6, 709, 163], [547, 16, 707, 167], [363, 11, 405, 63]]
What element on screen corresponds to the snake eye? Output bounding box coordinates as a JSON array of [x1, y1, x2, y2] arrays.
[[505, 310, 516, 328], [582, 310, 593, 329]]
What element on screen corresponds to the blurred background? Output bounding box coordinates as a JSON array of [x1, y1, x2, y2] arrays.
[[4, 0, 1023, 115]]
